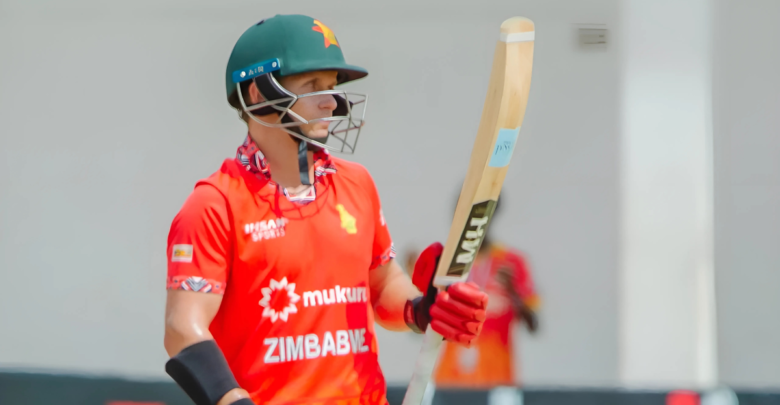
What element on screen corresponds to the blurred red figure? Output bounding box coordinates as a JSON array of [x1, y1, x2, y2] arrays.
[[434, 244, 539, 388], [406, 196, 540, 388]]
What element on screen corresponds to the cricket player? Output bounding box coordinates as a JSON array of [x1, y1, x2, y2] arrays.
[[163, 14, 488, 405]]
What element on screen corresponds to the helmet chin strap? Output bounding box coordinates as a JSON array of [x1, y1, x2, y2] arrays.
[[297, 137, 311, 186], [280, 114, 319, 187]]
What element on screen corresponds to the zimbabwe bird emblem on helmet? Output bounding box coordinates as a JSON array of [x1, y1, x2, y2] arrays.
[[312, 20, 339, 48]]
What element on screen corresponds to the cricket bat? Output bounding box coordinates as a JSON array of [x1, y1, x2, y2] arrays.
[[401, 17, 535, 405]]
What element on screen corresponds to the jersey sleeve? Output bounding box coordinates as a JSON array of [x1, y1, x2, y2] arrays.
[[364, 171, 395, 270], [166, 184, 232, 294], [506, 251, 540, 310]]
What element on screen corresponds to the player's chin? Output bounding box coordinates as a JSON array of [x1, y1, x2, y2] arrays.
[[305, 126, 330, 140]]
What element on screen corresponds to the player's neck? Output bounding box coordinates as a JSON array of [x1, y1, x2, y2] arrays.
[[247, 125, 315, 193]]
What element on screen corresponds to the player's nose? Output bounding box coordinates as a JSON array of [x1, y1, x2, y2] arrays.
[[319, 94, 338, 112]]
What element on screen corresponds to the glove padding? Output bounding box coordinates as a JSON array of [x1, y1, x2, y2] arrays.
[[412, 242, 443, 296], [429, 281, 488, 346], [408, 242, 489, 347]]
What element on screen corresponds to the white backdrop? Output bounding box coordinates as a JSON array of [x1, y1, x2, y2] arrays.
[[0, 0, 622, 387], [713, 0, 780, 389]]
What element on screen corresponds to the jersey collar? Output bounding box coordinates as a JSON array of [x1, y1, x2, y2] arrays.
[[236, 134, 337, 203]]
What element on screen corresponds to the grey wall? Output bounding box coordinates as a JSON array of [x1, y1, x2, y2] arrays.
[[0, 0, 620, 386], [713, 0, 780, 388]]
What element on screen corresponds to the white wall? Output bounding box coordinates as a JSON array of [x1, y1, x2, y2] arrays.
[[713, 0, 780, 389], [618, 0, 718, 388], [0, 0, 621, 386]]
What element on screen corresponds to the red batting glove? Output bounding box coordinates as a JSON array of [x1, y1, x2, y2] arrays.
[[405, 242, 489, 347], [429, 281, 488, 346]]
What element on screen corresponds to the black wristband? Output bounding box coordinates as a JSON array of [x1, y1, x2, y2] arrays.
[[230, 399, 255, 405], [165, 340, 240, 405], [404, 294, 435, 334]]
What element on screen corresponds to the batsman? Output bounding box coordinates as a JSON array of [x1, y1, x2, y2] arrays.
[[163, 14, 489, 405]]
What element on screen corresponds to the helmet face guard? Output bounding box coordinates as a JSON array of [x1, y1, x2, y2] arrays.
[[226, 16, 369, 187], [237, 72, 367, 155]]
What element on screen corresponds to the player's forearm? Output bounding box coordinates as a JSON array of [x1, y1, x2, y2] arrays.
[[165, 322, 251, 405], [370, 261, 422, 331], [374, 277, 421, 331]]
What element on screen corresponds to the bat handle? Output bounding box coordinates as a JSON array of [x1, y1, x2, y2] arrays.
[[402, 328, 444, 405]]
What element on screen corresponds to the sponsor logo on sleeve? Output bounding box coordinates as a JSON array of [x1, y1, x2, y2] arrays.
[[171, 244, 193, 263]]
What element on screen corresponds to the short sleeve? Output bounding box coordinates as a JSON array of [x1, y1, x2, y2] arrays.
[[166, 184, 231, 294], [507, 252, 540, 310], [364, 172, 395, 270]]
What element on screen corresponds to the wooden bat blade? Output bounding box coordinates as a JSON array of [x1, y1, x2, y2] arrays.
[[401, 16, 535, 405], [434, 17, 535, 287]]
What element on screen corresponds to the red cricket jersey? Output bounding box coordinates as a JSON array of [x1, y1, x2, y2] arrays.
[[433, 245, 538, 388], [166, 154, 394, 405]]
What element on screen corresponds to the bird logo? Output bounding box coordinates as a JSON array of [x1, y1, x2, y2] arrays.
[[336, 204, 357, 234], [312, 20, 339, 48]]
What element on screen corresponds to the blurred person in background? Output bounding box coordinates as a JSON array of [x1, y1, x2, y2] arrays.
[[406, 195, 540, 389]]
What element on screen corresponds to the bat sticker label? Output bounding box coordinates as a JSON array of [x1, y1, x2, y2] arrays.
[[446, 200, 498, 277], [488, 127, 521, 167]]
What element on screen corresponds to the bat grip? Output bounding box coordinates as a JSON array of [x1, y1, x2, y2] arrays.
[[401, 328, 444, 405]]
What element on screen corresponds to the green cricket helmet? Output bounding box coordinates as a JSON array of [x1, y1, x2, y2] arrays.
[[225, 15, 369, 185]]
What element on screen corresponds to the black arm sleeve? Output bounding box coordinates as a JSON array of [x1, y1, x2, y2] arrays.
[[165, 340, 241, 405]]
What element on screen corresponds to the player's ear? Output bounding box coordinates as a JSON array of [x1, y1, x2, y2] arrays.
[[247, 81, 266, 105]]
